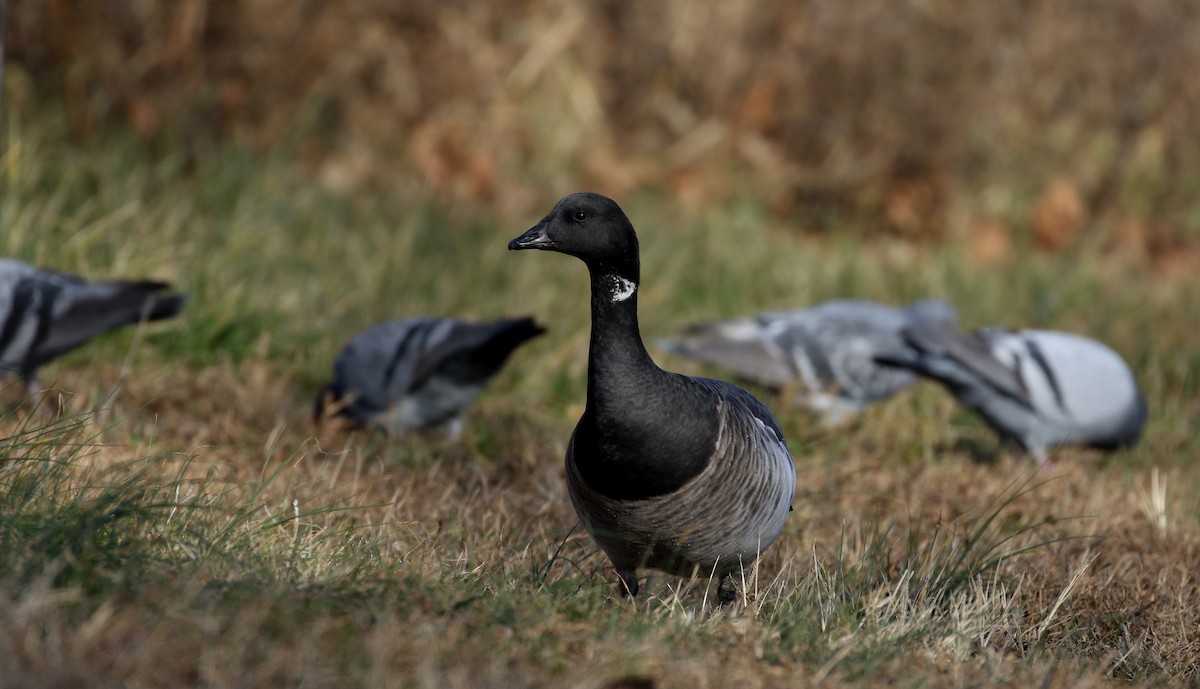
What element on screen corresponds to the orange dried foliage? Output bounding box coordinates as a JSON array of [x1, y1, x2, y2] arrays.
[[967, 217, 1014, 266], [1032, 177, 1088, 251], [883, 176, 947, 239], [7, 0, 1200, 241]]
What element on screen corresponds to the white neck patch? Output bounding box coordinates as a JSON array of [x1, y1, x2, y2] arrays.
[[607, 275, 638, 303]]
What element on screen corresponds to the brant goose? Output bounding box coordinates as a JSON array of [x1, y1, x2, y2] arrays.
[[660, 299, 957, 425], [0, 258, 186, 394], [316, 316, 545, 437], [878, 324, 1147, 465], [509, 193, 795, 604]]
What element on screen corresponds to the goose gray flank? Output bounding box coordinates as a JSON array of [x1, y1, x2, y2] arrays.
[[509, 192, 796, 605]]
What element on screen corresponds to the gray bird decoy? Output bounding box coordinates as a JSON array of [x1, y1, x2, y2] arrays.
[[509, 193, 795, 605], [316, 316, 545, 438], [877, 324, 1148, 465], [659, 299, 957, 425], [0, 258, 186, 394]]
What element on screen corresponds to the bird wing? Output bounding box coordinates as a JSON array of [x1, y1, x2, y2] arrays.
[[331, 319, 440, 415], [901, 324, 1035, 407], [410, 317, 545, 388], [658, 317, 796, 389], [0, 273, 61, 377], [33, 279, 185, 366], [771, 306, 912, 398], [692, 376, 789, 451], [992, 329, 1144, 424]]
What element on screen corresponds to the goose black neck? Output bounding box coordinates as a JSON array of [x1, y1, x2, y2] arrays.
[[573, 267, 716, 501], [584, 269, 658, 399]]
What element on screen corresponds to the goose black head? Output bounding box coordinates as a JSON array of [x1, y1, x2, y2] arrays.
[[508, 193, 640, 286]]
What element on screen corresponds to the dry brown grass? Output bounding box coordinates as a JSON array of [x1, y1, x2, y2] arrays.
[[2, 357, 1197, 687], [0, 95, 1198, 686]]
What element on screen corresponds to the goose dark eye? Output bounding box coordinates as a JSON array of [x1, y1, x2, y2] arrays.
[[572, 210, 587, 223]]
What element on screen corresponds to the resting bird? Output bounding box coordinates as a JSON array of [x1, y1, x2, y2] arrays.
[[659, 299, 957, 425], [315, 316, 545, 437], [0, 258, 186, 394], [877, 324, 1148, 465], [509, 193, 795, 605]]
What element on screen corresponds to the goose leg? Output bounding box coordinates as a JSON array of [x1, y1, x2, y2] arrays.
[[718, 574, 738, 606], [615, 568, 639, 598]]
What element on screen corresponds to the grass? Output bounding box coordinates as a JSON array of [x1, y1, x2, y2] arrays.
[[0, 111, 1198, 687]]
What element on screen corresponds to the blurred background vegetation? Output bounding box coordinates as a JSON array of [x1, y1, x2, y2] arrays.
[[6, 0, 1200, 261], [2, 5, 1200, 686]]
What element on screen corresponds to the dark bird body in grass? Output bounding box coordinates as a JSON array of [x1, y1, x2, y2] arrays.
[[509, 193, 795, 605], [316, 316, 545, 438], [878, 324, 1148, 465], [0, 258, 186, 393], [660, 299, 957, 425]]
